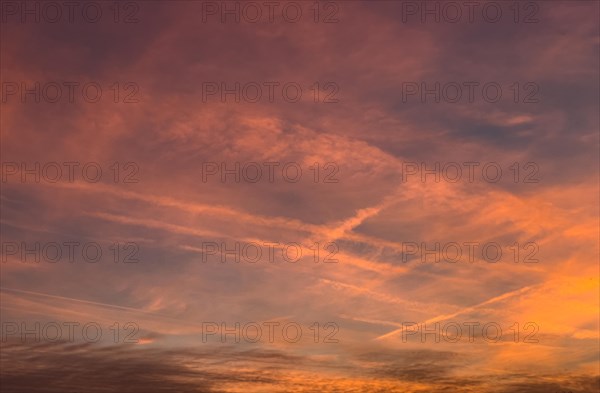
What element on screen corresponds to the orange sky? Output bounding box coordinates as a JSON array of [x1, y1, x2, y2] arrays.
[[1, 1, 599, 392]]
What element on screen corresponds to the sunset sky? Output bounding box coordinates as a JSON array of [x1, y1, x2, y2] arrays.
[[1, 1, 599, 392]]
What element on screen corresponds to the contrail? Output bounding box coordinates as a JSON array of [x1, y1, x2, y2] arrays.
[[374, 284, 539, 341]]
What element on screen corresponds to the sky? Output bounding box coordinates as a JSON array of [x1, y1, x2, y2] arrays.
[[1, 1, 599, 392]]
